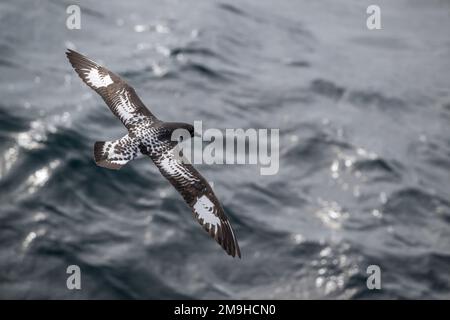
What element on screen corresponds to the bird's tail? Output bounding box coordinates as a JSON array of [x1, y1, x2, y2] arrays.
[[93, 134, 139, 170]]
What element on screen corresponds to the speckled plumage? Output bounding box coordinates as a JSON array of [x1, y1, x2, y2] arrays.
[[66, 49, 241, 258]]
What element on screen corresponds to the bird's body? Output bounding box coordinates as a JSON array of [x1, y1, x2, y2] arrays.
[[66, 49, 241, 258]]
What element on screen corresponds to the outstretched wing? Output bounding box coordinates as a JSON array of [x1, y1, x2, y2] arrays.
[[149, 147, 241, 258], [66, 49, 157, 129]]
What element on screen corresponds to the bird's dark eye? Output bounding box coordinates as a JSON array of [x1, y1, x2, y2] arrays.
[[179, 136, 184, 142]]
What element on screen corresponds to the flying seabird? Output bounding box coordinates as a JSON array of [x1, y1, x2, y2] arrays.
[[66, 49, 241, 258]]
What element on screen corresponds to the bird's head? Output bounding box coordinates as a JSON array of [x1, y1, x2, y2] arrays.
[[163, 122, 195, 144]]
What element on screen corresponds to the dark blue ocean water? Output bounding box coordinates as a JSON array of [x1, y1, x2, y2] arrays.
[[1, 0, 450, 299]]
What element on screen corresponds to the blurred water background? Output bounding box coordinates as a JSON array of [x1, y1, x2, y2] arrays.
[[1, 0, 450, 299]]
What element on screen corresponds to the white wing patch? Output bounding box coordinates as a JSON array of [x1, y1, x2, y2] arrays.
[[116, 89, 137, 123], [106, 88, 148, 126], [193, 195, 221, 230], [84, 67, 113, 88], [160, 155, 199, 183]]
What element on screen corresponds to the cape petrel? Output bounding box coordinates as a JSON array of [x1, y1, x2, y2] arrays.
[[66, 49, 241, 258]]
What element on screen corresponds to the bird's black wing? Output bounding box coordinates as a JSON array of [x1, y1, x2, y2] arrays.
[[149, 147, 241, 258], [66, 49, 157, 129]]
